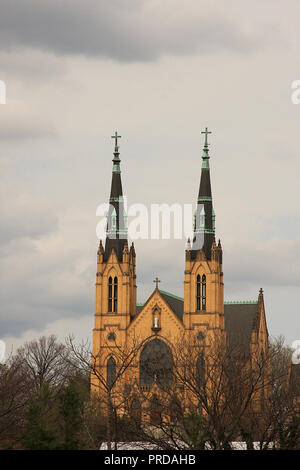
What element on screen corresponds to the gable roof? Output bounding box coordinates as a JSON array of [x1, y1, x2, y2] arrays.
[[224, 302, 258, 354], [158, 290, 184, 322], [135, 290, 184, 322]]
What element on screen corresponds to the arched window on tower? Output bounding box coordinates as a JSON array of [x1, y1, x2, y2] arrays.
[[202, 274, 206, 311], [108, 276, 118, 313], [196, 274, 201, 311], [113, 276, 118, 312], [108, 276, 113, 312], [107, 356, 116, 389]]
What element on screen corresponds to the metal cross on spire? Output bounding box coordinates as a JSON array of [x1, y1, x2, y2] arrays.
[[153, 277, 161, 290], [111, 131, 121, 152], [201, 127, 212, 149]]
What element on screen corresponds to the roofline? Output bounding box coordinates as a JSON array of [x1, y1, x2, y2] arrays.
[[137, 298, 258, 307], [158, 289, 184, 302]]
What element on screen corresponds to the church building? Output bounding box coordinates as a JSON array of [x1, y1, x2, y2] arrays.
[[91, 130, 269, 422]]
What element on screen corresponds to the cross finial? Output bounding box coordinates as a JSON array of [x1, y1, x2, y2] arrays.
[[201, 127, 212, 150], [153, 277, 161, 290], [111, 131, 121, 153]]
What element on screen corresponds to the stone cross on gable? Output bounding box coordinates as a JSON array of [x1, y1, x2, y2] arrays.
[[153, 277, 161, 290]]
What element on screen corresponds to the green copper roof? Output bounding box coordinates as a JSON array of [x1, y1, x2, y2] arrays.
[[136, 290, 184, 307], [201, 158, 210, 170], [112, 163, 121, 173], [137, 298, 257, 306], [158, 289, 184, 302]]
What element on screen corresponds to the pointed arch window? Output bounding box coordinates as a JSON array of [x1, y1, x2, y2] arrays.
[[196, 274, 206, 311], [108, 276, 118, 312], [139, 339, 173, 386], [196, 352, 206, 388], [202, 274, 206, 311], [108, 276, 113, 312], [107, 356, 116, 389], [196, 274, 201, 310], [113, 276, 118, 312], [111, 208, 117, 231], [200, 206, 205, 229]]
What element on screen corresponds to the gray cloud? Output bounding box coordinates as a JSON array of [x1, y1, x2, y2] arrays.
[[0, 192, 58, 248], [225, 239, 300, 290], [0, 99, 58, 141], [0, 49, 67, 81], [0, 0, 261, 61]]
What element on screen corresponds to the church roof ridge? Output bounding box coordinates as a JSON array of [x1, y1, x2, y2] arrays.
[[137, 297, 257, 306], [158, 289, 184, 302]]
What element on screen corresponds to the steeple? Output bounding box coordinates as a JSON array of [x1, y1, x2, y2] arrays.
[[191, 128, 215, 260], [104, 131, 128, 262]]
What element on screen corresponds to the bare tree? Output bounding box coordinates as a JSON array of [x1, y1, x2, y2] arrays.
[[65, 332, 147, 450], [243, 336, 300, 449], [15, 335, 72, 395], [0, 354, 30, 446], [124, 333, 296, 450]]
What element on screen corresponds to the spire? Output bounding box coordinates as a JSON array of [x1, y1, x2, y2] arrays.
[[104, 131, 128, 262], [191, 127, 215, 260]]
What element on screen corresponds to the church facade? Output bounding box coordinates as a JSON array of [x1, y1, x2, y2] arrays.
[[91, 131, 269, 422]]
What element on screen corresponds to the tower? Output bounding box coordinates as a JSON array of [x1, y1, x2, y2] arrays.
[[183, 128, 224, 338], [92, 133, 137, 366]]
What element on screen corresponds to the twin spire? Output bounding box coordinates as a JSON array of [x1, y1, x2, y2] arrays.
[[103, 131, 128, 262], [103, 128, 217, 262], [190, 127, 216, 260]]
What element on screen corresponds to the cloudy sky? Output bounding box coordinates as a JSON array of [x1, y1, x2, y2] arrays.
[[1, 0, 300, 354]]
